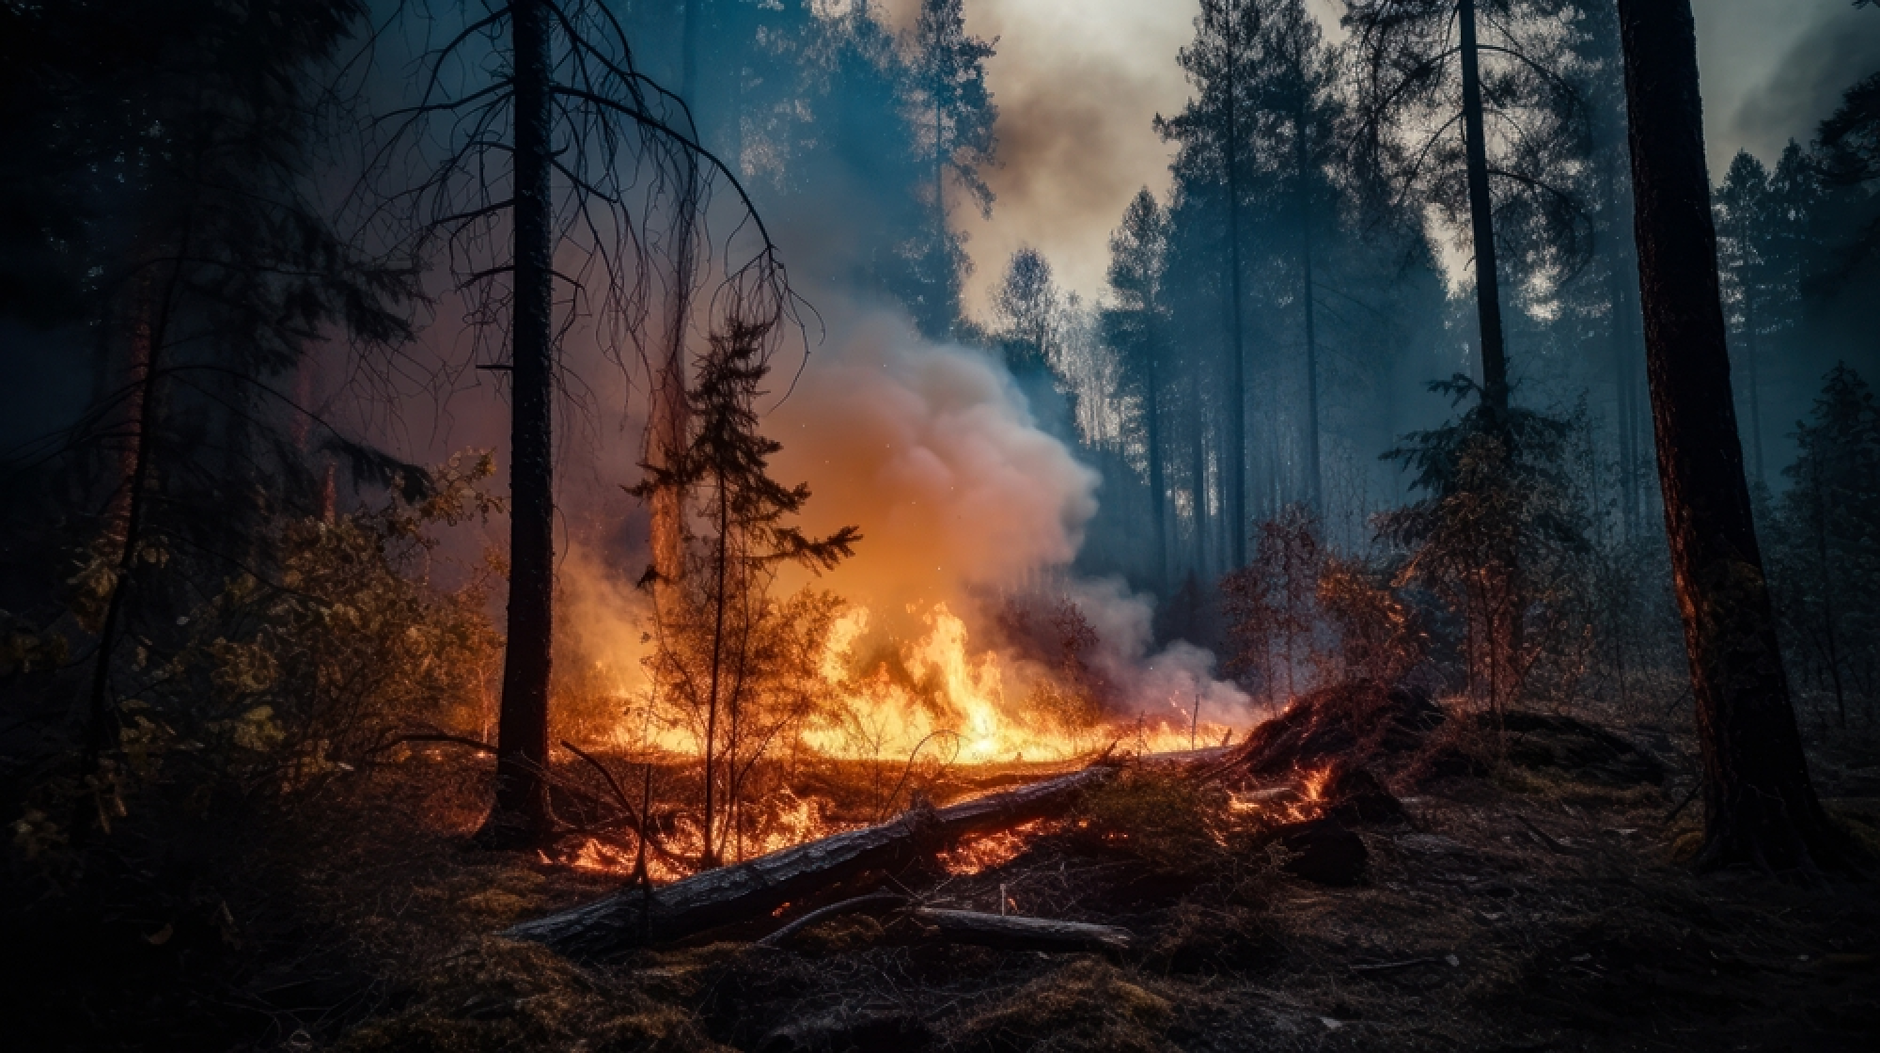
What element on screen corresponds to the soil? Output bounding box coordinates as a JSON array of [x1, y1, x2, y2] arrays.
[[18, 704, 1880, 1052]]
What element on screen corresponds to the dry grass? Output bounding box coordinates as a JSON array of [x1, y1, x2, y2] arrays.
[[91, 714, 1873, 1053]]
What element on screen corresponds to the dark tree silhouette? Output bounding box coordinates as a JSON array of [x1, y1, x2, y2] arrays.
[[1345, 0, 1591, 418], [1159, 0, 1260, 567], [1104, 189, 1173, 587], [1616, 0, 1858, 875], [371, 0, 796, 848], [908, 0, 997, 338]]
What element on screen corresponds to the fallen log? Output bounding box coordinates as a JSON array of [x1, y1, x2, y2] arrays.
[[503, 764, 1116, 959], [908, 908, 1133, 953]]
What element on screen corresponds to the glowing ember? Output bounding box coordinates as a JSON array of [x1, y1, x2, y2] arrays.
[[938, 819, 1048, 875]]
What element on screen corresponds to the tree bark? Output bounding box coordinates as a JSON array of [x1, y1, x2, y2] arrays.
[[1458, 0, 1508, 415], [1297, 102, 1322, 518], [1616, 0, 1855, 875], [1145, 323, 1168, 590], [1224, 4, 1248, 568], [503, 765, 1115, 959], [479, 0, 556, 849]]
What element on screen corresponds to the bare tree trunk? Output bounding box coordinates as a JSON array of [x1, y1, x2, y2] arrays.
[[1458, 0, 1508, 414], [1224, 8, 1247, 568], [1739, 206, 1766, 486], [1296, 97, 1322, 517], [1616, 0, 1856, 875], [1190, 364, 1210, 576], [479, 0, 556, 849], [1606, 253, 1641, 538], [649, 1, 704, 605], [1145, 326, 1168, 590], [88, 282, 159, 775]]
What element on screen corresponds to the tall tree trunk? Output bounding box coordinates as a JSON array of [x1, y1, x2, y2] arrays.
[[480, 0, 556, 849], [1458, 0, 1508, 414], [651, 0, 705, 612], [1739, 207, 1766, 486], [1296, 96, 1322, 517], [1145, 326, 1168, 590], [88, 281, 160, 777], [1190, 364, 1210, 576], [1606, 254, 1641, 538], [1224, 9, 1247, 568], [1616, 0, 1856, 875]]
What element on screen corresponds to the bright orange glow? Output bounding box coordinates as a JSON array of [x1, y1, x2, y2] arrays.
[[803, 602, 1235, 764]]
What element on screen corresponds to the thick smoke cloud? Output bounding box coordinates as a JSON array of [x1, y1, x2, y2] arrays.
[[767, 309, 1099, 611], [879, 0, 1196, 317], [766, 307, 1251, 721]]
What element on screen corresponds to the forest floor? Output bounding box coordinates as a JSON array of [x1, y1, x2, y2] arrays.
[[22, 707, 1880, 1053]]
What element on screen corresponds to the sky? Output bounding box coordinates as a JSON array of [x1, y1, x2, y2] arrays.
[[877, 0, 1880, 319]]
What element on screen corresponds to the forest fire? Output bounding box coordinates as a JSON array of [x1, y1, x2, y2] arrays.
[[12, 0, 1878, 1047]]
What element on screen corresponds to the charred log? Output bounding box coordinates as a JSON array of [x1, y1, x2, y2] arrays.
[[503, 765, 1116, 959]]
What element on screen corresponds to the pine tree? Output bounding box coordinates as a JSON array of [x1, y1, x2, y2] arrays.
[[1346, 0, 1592, 418], [1615, 0, 1858, 875], [633, 319, 859, 867], [377, 0, 795, 848], [1104, 190, 1173, 588], [1774, 365, 1880, 728], [1158, 0, 1261, 568], [1239, 0, 1342, 515], [994, 247, 1060, 376], [1714, 150, 1774, 483], [908, 0, 997, 338]]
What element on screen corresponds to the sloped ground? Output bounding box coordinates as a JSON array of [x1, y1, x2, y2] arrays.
[[317, 698, 1880, 1053]]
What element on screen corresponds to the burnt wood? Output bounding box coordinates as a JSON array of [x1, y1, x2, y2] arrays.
[[503, 764, 1116, 959]]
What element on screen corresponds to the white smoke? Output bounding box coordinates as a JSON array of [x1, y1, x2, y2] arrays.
[[768, 308, 1252, 728]]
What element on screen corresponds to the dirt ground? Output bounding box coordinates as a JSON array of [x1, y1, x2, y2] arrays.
[[303, 711, 1880, 1053]]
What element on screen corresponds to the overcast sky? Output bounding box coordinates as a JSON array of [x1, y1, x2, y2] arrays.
[[878, 0, 1880, 318]]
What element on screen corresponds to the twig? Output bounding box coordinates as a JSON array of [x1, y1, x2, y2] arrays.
[[1350, 956, 1444, 973], [560, 740, 639, 825], [1517, 814, 1573, 854], [367, 730, 497, 755], [755, 892, 909, 948], [1664, 779, 1702, 824]]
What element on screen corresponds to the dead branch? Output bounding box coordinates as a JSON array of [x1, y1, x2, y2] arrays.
[[907, 908, 1133, 954], [1350, 956, 1445, 973], [756, 892, 909, 948], [1516, 814, 1573, 854]]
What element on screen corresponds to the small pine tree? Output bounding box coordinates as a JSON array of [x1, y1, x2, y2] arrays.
[[1378, 377, 1589, 713], [1770, 364, 1880, 727], [631, 319, 860, 868]]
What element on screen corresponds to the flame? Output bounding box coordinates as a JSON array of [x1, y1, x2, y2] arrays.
[[1225, 765, 1338, 824], [803, 602, 1232, 764], [937, 819, 1047, 875]]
